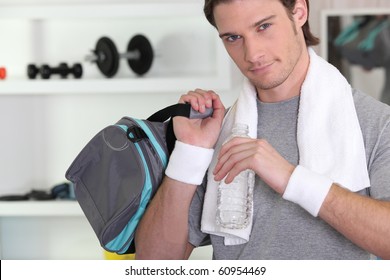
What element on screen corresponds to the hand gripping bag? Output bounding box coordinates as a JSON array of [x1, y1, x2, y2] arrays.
[[65, 103, 212, 254]]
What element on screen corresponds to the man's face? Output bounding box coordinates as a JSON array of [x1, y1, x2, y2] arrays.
[[214, 0, 308, 95]]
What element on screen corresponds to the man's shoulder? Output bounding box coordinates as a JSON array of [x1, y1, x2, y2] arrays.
[[353, 89, 390, 156], [353, 89, 390, 128]]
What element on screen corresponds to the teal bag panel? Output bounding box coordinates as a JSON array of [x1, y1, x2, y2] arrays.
[[101, 121, 168, 253]]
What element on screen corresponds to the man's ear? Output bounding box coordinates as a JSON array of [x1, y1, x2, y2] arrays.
[[293, 0, 308, 28]]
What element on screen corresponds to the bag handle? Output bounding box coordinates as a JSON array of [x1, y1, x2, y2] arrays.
[[147, 103, 214, 155], [147, 103, 213, 122]]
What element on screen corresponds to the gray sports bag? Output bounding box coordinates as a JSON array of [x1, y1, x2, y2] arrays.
[[65, 103, 212, 254]]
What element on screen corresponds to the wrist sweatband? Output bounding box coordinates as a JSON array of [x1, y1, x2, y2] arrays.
[[165, 140, 214, 185], [283, 165, 333, 217]]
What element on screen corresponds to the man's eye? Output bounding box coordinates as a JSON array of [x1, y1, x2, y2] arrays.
[[226, 35, 241, 42], [259, 23, 271, 31]]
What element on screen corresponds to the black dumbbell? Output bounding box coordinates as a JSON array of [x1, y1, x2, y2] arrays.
[[126, 34, 154, 76], [27, 63, 83, 79], [86, 34, 154, 77], [27, 64, 40, 79], [40, 63, 82, 79]]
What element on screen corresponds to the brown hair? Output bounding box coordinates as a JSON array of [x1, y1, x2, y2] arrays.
[[203, 0, 319, 46]]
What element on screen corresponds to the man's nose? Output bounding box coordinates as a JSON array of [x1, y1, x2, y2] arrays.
[[244, 38, 264, 63]]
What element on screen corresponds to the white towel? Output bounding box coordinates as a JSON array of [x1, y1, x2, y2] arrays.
[[201, 48, 370, 246]]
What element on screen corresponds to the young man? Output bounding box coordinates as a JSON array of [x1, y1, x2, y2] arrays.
[[135, 0, 390, 259]]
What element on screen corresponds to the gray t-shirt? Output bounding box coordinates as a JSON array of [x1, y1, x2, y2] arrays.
[[188, 89, 390, 259]]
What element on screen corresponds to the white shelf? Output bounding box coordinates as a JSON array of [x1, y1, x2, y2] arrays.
[[0, 201, 83, 217], [0, 73, 231, 95]]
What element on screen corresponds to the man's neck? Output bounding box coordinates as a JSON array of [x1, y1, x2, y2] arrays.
[[257, 48, 310, 103]]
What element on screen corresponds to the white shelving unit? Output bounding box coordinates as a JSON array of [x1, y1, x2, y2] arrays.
[[0, 2, 223, 260], [0, 200, 106, 260], [0, 2, 232, 95], [0, 75, 231, 95]]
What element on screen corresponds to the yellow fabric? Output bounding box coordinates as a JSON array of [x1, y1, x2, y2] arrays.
[[104, 250, 135, 260]]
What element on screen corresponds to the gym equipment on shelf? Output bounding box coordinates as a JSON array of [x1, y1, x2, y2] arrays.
[[85, 37, 119, 78], [86, 34, 154, 77], [126, 34, 154, 76], [27, 64, 39, 79], [27, 63, 83, 79]]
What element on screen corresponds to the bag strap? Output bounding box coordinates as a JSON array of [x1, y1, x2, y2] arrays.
[[147, 103, 212, 122], [147, 103, 213, 155]]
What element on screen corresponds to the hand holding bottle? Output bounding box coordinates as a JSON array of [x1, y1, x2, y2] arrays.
[[214, 137, 295, 196]]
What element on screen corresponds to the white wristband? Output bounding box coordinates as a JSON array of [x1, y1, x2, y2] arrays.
[[165, 141, 214, 185], [283, 165, 333, 217]]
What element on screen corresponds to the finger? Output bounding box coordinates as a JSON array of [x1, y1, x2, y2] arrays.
[[217, 137, 253, 161], [224, 159, 250, 184], [199, 89, 215, 109], [214, 148, 250, 180], [179, 92, 200, 111], [214, 138, 246, 175], [216, 153, 254, 184], [180, 89, 213, 113], [193, 89, 220, 113], [214, 138, 263, 179], [214, 144, 254, 181], [208, 92, 225, 120]]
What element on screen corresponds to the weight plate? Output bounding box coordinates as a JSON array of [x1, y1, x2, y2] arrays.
[[27, 64, 39, 79], [58, 62, 69, 78], [95, 37, 119, 78], [73, 63, 83, 78], [127, 34, 154, 76], [40, 64, 51, 79]]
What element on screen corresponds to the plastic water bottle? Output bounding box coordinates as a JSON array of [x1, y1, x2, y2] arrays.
[[216, 123, 255, 229]]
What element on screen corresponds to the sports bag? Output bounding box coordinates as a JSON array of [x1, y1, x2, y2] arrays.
[[65, 103, 212, 254]]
